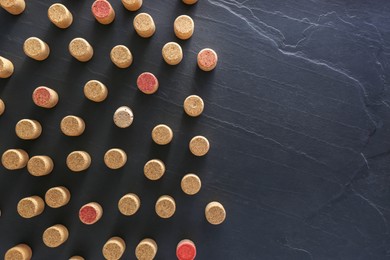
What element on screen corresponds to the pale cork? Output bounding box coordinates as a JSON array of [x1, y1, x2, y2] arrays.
[[27, 155, 54, 176], [32, 86, 59, 108], [152, 124, 173, 145], [45, 186, 71, 208], [162, 42, 183, 65], [121, 0, 142, 11], [110, 45, 133, 68], [60, 115, 85, 136], [205, 201, 226, 225], [48, 3, 73, 29], [79, 202, 103, 225], [144, 159, 165, 181], [69, 256, 84, 260], [181, 173, 201, 195], [0, 56, 14, 78], [155, 195, 175, 218], [17, 196, 45, 218], [104, 148, 127, 169], [113, 106, 133, 128], [189, 136, 209, 156], [182, 0, 197, 5], [23, 37, 50, 61], [69, 38, 93, 62], [2, 149, 29, 170], [0, 0, 25, 15], [133, 13, 155, 38], [174, 15, 194, 40], [15, 119, 42, 140], [197, 48, 218, 71], [92, 0, 115, 25], [66, 151, 91, 172], [184, 95, 204, 117], [4, 244, 32, 260], [135, 238, 157, 260], [84, 80, 108, 102], [42, 224, 69, 248], [102, 237, 126, 260], [0, 99, 4, 115], [118, 193, 140, 216]]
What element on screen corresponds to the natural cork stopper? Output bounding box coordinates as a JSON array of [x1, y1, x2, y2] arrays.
[[4, 244, 32, 260], [181, 174, 201, 195], [48, 3, 73, 29], [205, 201, 226, 225], [102, 237, 126, 260], [84, 80, 108, 102], [69, 256, 84, 260], [66, 151, 91, 172], [15, 119, 42, 140], [92, 0, 115, 25], [0, 56, 14, 78], [42, 224, 69, 248], [144, 159, 165, 181], [121, 0, 142, 11], [104, 148, 127, 169], [79, 202, 103, 225], [69, 38, 93, 62], [27, 155, 54, 176], [152, 124, 173, 145], [118, 193, 140, 216], [17, 196, 45, 218], [110, 45, 133, 68], [197, 48, 218, 71], [174, 15, 194, 40], [0, 0, 26, 15], [2, 149, 29, 170], [45, 186, 71, 208], [184, 95, 204, 117], [189, 136, 210, 156], [155, 195, 175, 218], [32, 86, 59, 108], [135, 238, 157, 260], [0, 99, 5, 115], [61, 115, 85, 136], [133, 13, 155, 38], [182, 0, 197, 5], [113, 106, 134, 128], [176, 239, 196, 260], [137, 72, 159, 94], [23, 37, 50, 61], [162, 42, 183, 65]]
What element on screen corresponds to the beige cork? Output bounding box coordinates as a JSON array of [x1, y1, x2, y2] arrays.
[[69, 256, 84, 260], [184, 95, 204, 117], [0, 56, 14, 78], [205, 201, 226, 225], [189, 135, 209, 156], [42, 224, 69, 248], [174, 15, 194, 40], [197, 48, 218, 71], [104, 148, 127, 169], [144, 159, 165, 181], [23, 37, 50, 61], [182, 0, 197, 5], [79, 202, 103, 225], [45, 186, 71, 208], [66, 151, 91, 172], [4, 244, 32, 260], [0, 99, 4, 115], [110, 45, 133, 68], [151, 124, 173, 145], [181, 173, 201, 195], [113, 106, 133, 128], [15, 119, 42, 140], [17, 196, 45, 218], [135, 238, 157, 260], [27, 155, 54, 176], [155, 195, 175, 218], [102, 237, 126, 260], [69, 38, 93, 62], [133, 13, 155, 38], [122, 0, 142, 11], [48, 3, 73, 29], [32, 86, 59, 108], [92, 0, 115, 25], [162, 42, 183, 65], [60, 115, 85, 136], [2, 149, 29, 170], [118, 193, 140, 216], [84, 80, 108, 102], [0, 0, 25, 15]]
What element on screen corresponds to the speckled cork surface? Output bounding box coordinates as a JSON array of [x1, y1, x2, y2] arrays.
[[4, 244, 32, 260], [118, 193, 140, 216], [42, 224, 69, 248], [23, 37, 50, 61], [60, 115, 85, 136], [45, 186, 71, 208], [121, 0, 142, 11], [68, 38, 93, 62], [15, 119, 42, 140], [0, 56, 14, 78], [83, 80, 108, 102], [1, 149, 29, 170], [17, 196, 45, 218], [133, 13, 155, 38], [135, 238, 157, 260], [102, 237, 126, 260], [174, 15, 194, 40], [144, 159, 165, 180], [27, 155, 54, 176], [48, 3, 73, 29], [151, 124, 173, 145], [104, 148, 127, 169], [66, 151, 91, 172], [205, 202, 226, 225], [155, 195, 175, 219]]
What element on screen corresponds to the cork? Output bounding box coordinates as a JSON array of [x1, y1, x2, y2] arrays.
[[176, 239, 196, 260], [135, 238, 157, 260], [84, 80, 108, 102], [152, 124, 173, 145], [118, 193, 140, 216], [182, 0, 197, 5], [48, 3, 73, 29], [2, 149, 29, 170], [174, 15, 194, 40], [137, 72, 158, 94], [27, 155, 54, 176], [66, 151, 91, 172], [0, 99, 4, 115], [184, 95, 204, 117], [17, 196, 45, 218], [79, 202, 103, 225], [133, 13, 155, 38], [32, 86, 59, 108], [45, 186, 71, 208], [189, 135, 209, 156], [92, 0, 115, 25], [205, 201, 226, 225], [23, 37, 50, 61], [197, 48, 218, 71], [69, 38, 93, 62], [0, 56, 14, 78], [162, 42, 183, 65], [42, 224, 69, 248], [121, 0, 142, 11], [4, 244, 32, 260], [102, 237, 126, 260], [113, 106, 133, 128], [155, 195, 175, 218], [0, 0, 25, 15], [60, 115, 85, 136], [181, 174, 201, 195], [69, 256, 84, 260], [110, 45, 133, 68], [104, 148, 127, 169], [144, 159, 165, 181], [15, 119, 42, 140]]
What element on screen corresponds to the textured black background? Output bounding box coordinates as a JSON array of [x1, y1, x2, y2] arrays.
[[1, 0, 390, 259]]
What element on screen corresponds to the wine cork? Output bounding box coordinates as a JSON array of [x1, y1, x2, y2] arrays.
[[2, 149, 29, 170], [0, 0, 25, 15], [0, 56, 14, 78], [189, 136, 209, 156], [104, 148, 127, 169], [84, 80, 108, 102], [135, 238, 157, 260], [48, 3, 73, 29], [69, 38, 93, 62], [102, 237, 126, 260], [118, 193, 140, 216], [155, 195, 175, 218], [4, 244, 32, 260], [27, 155, 54, 176], [23, 37, 50, 61], [15, 119, 42, 140], [133, 13, 155, 38], [32, 86, 59, 108], [110, 45, 133, 68], [113, 106, 133, 128], [121, 0, 142, 11], [17, 196, 45, 218], [181, 174, 201, 195], [92, 0, 115, 25], [197, 48, 218, 71], [174, 15, 194, 40], [176, 239, 196, 260], [69, 256, 84, 260], [205, 201, 226, 225], [42, 224, 69, 248], [184, 95, 204, 117], [45, 186, 71, 208], [0, 98, 4, 115], [144, 159, 165, 181], [152, 124, 173, 145], [137, 72, 158, 94], [60, 115, 85, 136], [182, 0, 197, 5], [66, 151, 91, 172], [162, 42, 183, 65], [79, 202, 103, 225]]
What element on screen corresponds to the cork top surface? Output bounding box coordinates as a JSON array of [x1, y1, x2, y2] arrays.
[[48, 4, 68, 22], [111, 45, 132, 65], [4, 244, 32, 260], [61, 115, 85, 136], [15, 119, 41, 139], [152, 124, 173, 145], [135, 239, 157, 260], [67, 151, 91, 171], [104, 148, 127, 169], [24, 37, 43, 56], [144, 159, 165, 180], [189, 136, 210, 156], [92, 0, 112, 18], [137, 72, 158, 94], [45, 186, 70, 208], [184, 95, 204, 117], [79, 202, 102, 224], [17, 196, 44, 218], [176, 240, 196, 260], [118, 193, 140, 216], [198, 48, 218, 69], [205, 201, 226, 225], [27, 155, 53, 176], [134, 13, 154, 31], [162, 42, 183, 65], [2, 149, 28, 170], [181, 173, 201, 195], [42, 225, 68, 247], [69, 38, 90, 56], [174, 15, 194, 34], [113, 106, 134, 128], [84, 80, 107, 102], [103, 237, 125, 260], [0, 0, 18, 7], [155, 195, 176, 218]]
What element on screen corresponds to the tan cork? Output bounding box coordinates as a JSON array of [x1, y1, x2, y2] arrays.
[[144, 159, 165, 181], [61, 115, 85, 136], [205, 201, 226, 225], [4, 244, 32, 260], [184, 95, 204, 117], [69, 256, 84, 260], [110, 45, 133, 68], [113, 106, 134, 128], [45, 186, 71, 208], [48, 3, 73, 29], [69, 38, 93, 62], [189, 135, 210, 156], [15, 119, 42, 140], [0, 56, 14, 78], [152, 124, 173, 145], [133, 13, 155, 38], [0, 99, 4, 115], [122, 0, 142, 11], [181, 173, 201, 195], [162, 42, 183, 65], [118, 193, 140, 216], [66, 151, 91, 172], [17, 196, 45, 218], [135, 238, 157, 260], [102, 237, 126, 260], [92, 0, 115, 25], [174, 15, 194, 40], [32, 86, 59, 108], [2, 149, 29, 170], [23, 37, 50, 61], [155, 195, 175, 219], [84, 80, 108, 102], [27, 155, 54, 176], [104, 148, 127, 169], [42, 224, 69, 248], [197, 48, 218, 71], [182, 0, 197, 5], [0, 0, 25, 15], [79, 202, 103, 225]]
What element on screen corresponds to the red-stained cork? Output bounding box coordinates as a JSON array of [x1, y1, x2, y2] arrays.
[[79, 202, 103, 225], [92, 0, 115, 24], [137, 72, 158, 94], [176, 239, 196, 260], [197, 48, 218, 71], [32, 86, 58, 108]]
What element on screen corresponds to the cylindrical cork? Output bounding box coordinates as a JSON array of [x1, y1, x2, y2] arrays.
[[84, 80, 108, 102], [45, 186, 71, 208], [155, 195, 175, 218], [104, 148, 127, 169], [0, 56, 14, 78], [15, 119, 42, 140], [23, 37, 50, 61], [60, 115, 85, 136], [181, 173, 201, 195], [137, 72, 158, 94], [113, 106, 134, 128], [69, 38, 93, 62], [42, 224, 69, 248], [79, 202, 103, 225], [69, 256, 84, 260], [135, 238, 157, 260], [118, 193, 140, 216], [2, 149, 29, 170], [17, 196, 45, 218], [152, 124, 173, 145], [174, 15, 194, 40], [4, 244, 32, 260], [0, 0, 25, 15], [102, 237, 126, 260], [0, 99, 5, 115], [176, 239, 196, 260], [32, 86, 59, 108], [92, 0, 115, 25], [205, 201, 226, 225], [144, 159, 165, 181], [66, 151, 91, 172], [162, 42, 183, 65], [189, 135, 209, 156], [197, 48, 218, 71], [48, 3, 73, 29], [121, 0, 142, 11], [133, 13, 155, 38], [182, 0, 197, 5], [110, 45, 133, 68], [184, 95, 204, 117], [27, 155, 54, 176]]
